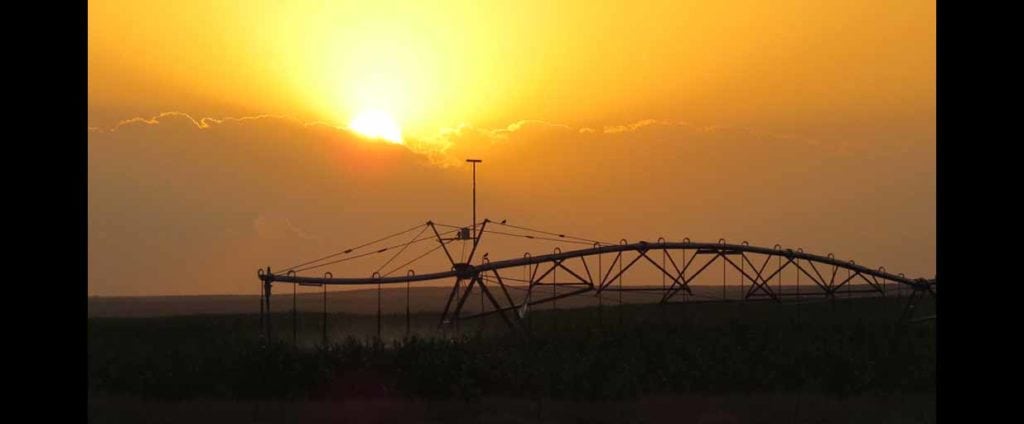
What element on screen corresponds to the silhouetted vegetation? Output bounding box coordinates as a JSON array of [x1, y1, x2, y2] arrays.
[[88, 297, 934, 401]]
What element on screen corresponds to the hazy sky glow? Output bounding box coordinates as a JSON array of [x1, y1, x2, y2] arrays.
[[89, 1, 934, 296]]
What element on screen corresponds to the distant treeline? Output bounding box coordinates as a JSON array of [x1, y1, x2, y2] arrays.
[[88, 284, 891, 318], [88, 297, 934, 401]]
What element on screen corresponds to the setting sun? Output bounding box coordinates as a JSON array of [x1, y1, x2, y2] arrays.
[[348, 109, 403, 144]]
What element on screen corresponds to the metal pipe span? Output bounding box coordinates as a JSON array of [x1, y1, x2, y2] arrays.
[[262, 241, 933, 288]]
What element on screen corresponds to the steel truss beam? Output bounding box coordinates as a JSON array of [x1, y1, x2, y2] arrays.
[[261, 240, 936, 332]]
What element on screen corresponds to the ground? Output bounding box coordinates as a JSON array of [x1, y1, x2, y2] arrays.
[[89, 393, 935, 424], [88, 295, 935, 423]]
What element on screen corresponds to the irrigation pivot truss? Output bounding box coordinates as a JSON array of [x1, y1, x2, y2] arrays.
[[257, 219, 936, 338]]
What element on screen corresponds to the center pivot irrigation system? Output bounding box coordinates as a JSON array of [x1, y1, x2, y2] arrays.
[[256, 219, 937, 341]]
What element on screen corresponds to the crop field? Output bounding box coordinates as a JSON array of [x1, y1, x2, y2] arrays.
[[88, 295, 935, 423]]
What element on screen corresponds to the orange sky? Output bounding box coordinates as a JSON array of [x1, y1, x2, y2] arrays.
[[88, 1, 935, 296]]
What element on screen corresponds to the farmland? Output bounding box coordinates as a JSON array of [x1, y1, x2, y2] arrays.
[[88, 292, 934, 422]]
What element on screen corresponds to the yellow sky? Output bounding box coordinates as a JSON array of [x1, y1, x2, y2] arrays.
[[89, 1, 933, 137], [88, 1, 935, 296]]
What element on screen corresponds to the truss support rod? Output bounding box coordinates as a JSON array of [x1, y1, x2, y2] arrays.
[[259, 277, 264, 338], [663, 253, 721, 302], [597, 252, 645, 293], [438, 277, 464, 329], [466, 219, 489, 264], [428, 221, 457, 267], [265, 280, 272, 340]]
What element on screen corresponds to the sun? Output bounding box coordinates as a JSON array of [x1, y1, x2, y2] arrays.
[[348, 109, 403, 144]]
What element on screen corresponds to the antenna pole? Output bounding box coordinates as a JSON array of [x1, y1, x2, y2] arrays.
[[466, 159, 482, 245]]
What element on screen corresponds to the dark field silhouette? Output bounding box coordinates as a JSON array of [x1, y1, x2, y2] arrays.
[[88, 296, 935, 423], [89, 393, 936, 424]]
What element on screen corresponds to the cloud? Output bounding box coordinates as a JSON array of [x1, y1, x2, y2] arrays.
[[602, 119, 673, 134], [108, 111, 326, 133], [97, 112, 829, 167], [502, 120, 573, 134], [111, 111, 209, 131]]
